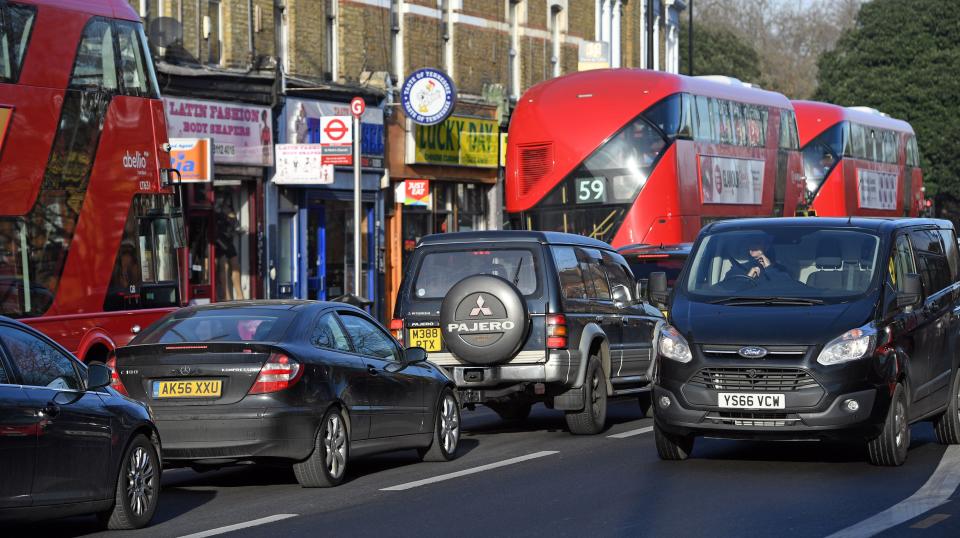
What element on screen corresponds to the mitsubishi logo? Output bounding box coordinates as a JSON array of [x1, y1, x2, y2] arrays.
[[470, 295, 493, 317]]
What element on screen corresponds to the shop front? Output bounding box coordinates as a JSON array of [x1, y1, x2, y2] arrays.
[[267, 97, 387, 318], [164, 96, 273, 304]]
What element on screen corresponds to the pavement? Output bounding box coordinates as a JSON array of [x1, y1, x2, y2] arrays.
[[14, 399, 960, 538]]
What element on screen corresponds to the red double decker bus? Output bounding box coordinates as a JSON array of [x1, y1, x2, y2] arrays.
[[505, 70, 805, 247], [0, 0, 182, 362], [793, 100, 924, 218]]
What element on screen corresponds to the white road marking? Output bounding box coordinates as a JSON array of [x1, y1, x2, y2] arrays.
[[826, 445, 960, 538], [178, 514, 298, 538], [380, 451, 559, 491], [608, 426, 654, 439]]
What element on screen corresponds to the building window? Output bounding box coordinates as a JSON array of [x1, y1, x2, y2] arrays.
[[207, 0, 222, 65]]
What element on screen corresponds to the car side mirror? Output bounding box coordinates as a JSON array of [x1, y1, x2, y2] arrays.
[[612, 284, 632, 308], [403, 346, 428, 365], [636, 280, 646, 302], [87, 363, 111, 391], [897, 273, 923, 308], [648, 271, 669, 306]]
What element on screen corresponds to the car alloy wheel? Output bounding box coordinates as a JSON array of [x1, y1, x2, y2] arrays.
[[324, 413, 347, 480], [895, 399, 907, 449], [440, 392, 460, 454], [126, 445, 156, 517]]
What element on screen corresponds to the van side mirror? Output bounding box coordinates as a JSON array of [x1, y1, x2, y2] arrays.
[[87, 363, 111, 390], [649, 272, 669, 306], [897, 273, 922, 308]]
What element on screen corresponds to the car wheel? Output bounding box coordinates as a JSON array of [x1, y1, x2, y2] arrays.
[[565, 355, 607, 435], [654, 422, 694, 460], [638, 391, 653, 418], [933, 371, 960, 444], [294, 406, 349, 487], [419, 389, 461, 462], [97, 434, 160, 530], [488, 400, 532, 422], [868, 383, 910, 466]]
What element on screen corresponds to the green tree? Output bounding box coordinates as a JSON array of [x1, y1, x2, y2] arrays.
[[815, 0, 960, 197], [678, 18, 761, 84]]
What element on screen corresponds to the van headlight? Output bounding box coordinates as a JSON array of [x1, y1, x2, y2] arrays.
[[659, 326, 692, 363], [816, 325, 877, 366]]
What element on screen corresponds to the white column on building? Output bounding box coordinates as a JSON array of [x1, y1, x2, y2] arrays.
[[551, 4, 562, 77], [639, 0, 647, 69], [601, 0, 611, 45], [443, 0, 455, 80], [653, 3, 660, 71], [664, 0, 684, 74], [509, 0, 521, 100], [611, 0, 621, 68]]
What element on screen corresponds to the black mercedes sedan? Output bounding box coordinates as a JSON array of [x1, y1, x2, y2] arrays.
[[113, 300, 461, 487], [0, 318, 160, 529]]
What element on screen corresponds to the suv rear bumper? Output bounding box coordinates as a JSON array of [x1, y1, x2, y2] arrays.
[[447, 349, 579, 388]]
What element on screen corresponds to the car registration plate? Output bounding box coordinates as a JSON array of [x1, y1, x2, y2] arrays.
[[718, 392, 785, 409], [408, 327, 442, 352], [152, 379, 222, 399]]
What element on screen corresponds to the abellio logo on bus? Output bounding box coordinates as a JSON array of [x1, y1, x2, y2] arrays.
[[122, 150, 149, 170]]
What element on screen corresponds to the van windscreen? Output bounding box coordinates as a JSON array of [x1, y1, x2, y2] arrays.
[[413, 249, 538, 299]]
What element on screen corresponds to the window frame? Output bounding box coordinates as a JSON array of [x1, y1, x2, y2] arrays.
[[68, 16, 120, 93], [336, 311, 402, 363], [0, 323, 84, 391], [310, 310, 354, 353], [0, 1, 37, 84]]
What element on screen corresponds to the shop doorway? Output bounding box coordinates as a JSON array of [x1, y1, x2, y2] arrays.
[[303, 197, 376, 303]]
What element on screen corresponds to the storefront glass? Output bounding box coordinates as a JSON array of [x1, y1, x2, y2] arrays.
[[401, 182, 488, 271]]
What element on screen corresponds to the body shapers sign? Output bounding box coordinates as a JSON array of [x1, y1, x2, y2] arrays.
[[857, 169, 898, 210], [699, 155, 765, 205], [165, 97, 273, 167]]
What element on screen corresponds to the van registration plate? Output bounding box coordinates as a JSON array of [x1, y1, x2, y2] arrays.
[[408, 327, 442, 352], [718, 392, 785, 409], [152, 380, 222, 399]]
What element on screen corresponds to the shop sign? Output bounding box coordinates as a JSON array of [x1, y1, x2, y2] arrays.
[[396, 179, 432, 206], [286, 98, 384, 168], [164, 97, 273, 166], [319, 116, 353, 166], [499, 133, 508, 168], [401, 68, 456, 126], [169, 138, 213, 182], [858, 169, 898, 210], [699, 155, 764, 205], [272, 144, 335, 185], [413, 116, 499, 168], [578, 41, 610, 71]]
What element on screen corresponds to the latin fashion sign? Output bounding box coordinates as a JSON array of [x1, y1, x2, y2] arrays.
[[164, 97, 273, 167], [699, 155, 764, 205]]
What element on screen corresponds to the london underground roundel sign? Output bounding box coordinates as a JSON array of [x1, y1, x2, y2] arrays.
[[401, 68, 456, 126]]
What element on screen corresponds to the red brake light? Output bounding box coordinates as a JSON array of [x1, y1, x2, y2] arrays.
[[546, 314, 567, 349], [105, 356, 129, 396], [390, 319, 404, 342], [248, 353, 303, 395]]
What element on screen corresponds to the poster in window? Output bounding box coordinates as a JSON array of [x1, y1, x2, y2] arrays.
[[857, 169, 898, 210], [698, 155, 764, 205]]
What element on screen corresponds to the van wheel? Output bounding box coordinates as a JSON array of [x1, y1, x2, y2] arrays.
[[97, 435, 160, 530], [565, 355, 607, 435], [488, 400, 532, 422], [654, 422, 694, 460], [867, 384, 909, 466], [294, 406, 349, 487], [933, 372, 960, 444]]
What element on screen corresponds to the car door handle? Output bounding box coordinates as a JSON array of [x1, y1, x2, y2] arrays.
[[367, 365, 379, 376], [40, 403, 60, 418], [595, 315, 604, 323]]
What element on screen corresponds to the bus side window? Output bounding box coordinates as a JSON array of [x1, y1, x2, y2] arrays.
[[114, 21, 149, 96], [70, 18, 118, 91]]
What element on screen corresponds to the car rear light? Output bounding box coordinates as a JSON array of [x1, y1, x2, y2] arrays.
[[248, 353, 303, 395], [390, 318, 404, 343], [546, 314, 567, 349], [105, 356, 129, 396]]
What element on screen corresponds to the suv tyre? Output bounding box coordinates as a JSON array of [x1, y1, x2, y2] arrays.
[[565, 355, 607, 435], [868, 384, 909, 466], [933, 371, 960, 445], [654, 422, 694, 461], [440, 275, 529, 365]]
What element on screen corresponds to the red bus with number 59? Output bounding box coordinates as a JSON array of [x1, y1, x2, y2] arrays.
[[505, 69, 806, 247], [0, 0, 183, 362]]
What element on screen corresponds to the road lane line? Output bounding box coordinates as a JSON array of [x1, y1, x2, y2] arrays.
[[178, 514, 298, 538], [826, 445, 960, 538], [380, 451, 559, 491], [911, 514, 950, 529], [608, 426, 653, 439]]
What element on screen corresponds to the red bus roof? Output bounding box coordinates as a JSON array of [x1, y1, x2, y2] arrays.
[[792, 100, 915, 148], [15, 0, 139, 21]]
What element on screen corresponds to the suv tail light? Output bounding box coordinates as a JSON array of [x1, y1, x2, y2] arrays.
[[248, 353, 303, 395], [390, 318, 404, 343], [546, 314, 567, 349], [105, 355, 129, 396]]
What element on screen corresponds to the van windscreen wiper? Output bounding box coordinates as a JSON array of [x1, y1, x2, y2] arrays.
[[708, 296, 824, 306]]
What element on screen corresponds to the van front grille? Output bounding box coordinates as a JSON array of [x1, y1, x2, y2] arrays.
[[700, 344, 809, 360], [705, 411, 802, 427], [689, 367, 819, 392]]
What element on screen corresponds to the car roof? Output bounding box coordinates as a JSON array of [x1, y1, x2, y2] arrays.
[[703, 217, 953, 234], [618, 242, 693, 256], [418, 230, 614, 250]]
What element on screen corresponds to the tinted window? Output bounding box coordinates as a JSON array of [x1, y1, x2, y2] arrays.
[[312, 312, 352, 352], [910, 229, 952, 294], [339, 314, 399, 361], [779, 109, 799, 150], [0, 326, 80, 390], [626, 256, 687, 287], [801, 122, 845, 200], [602, 252, 635, 301], [942, 229, 960, 280], [891, 234, 917, 293], [552, 246, 587, 300], [135, 310, 296, 343], [413, 248, 538, 299], [115, 21, 149, 96], [581, 249, 610, 300], [70, 18, 118, 91], [0, 3, 36, 83]]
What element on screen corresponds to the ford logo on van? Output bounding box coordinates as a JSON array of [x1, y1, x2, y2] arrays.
[[738, 346, 768, 358]]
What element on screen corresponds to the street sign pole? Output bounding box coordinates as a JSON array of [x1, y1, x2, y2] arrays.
[[352, 113, 362, 298]]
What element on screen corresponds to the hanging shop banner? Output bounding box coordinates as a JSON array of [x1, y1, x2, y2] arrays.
[[169, 138, 213, 182], [402, 179, 432, 206], [164, 97, 273, 167], [285, 98, 385, 168], [699, 155, 764, 205], [401, 68, 456, 126], [413, 116, 499, 168], [273, 144, 335, 185], [499, 133, 508, 168], [857, 169, 898, 210]]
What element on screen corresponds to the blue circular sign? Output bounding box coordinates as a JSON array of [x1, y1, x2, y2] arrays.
[[401, 68, 457, 126]]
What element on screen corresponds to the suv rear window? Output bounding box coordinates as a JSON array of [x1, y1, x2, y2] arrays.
[[136, 309, 296, 344], [413, 249, 538, 299]]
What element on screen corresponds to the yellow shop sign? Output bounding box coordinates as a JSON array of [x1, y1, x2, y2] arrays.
[[414, 116, 499, 168]]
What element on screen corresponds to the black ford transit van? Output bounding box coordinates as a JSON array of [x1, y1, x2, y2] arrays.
[[651, 217, 960, 465]]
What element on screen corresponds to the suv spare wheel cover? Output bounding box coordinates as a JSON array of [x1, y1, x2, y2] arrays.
[[440, 275, 529, 365]]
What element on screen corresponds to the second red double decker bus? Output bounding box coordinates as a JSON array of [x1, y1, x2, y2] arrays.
[[505, 69, 805, 247], [793, 100, 925, 218]]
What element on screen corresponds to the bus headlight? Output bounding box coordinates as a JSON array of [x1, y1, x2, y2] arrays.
[[816, 325, 877, 366], [659, 326, 692, 363]]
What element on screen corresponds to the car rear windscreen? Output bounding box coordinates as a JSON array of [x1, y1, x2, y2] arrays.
[[135, 309, 297, 344], [413, 248, 539, 299], [627, 256, 687, 286]]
